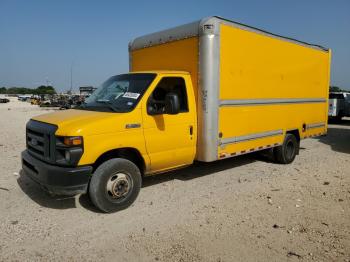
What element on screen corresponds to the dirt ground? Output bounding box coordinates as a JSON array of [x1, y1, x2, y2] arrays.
[[0, 98, 349, 262]]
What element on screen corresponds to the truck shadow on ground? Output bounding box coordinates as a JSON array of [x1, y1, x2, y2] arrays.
[[17, 170, 76, 209], [328, 118, 350, 126], [18, 154, 260, 212], [315, 122, 350, 154], [81, 154, 259, 212], [141, 154, 258, 188]]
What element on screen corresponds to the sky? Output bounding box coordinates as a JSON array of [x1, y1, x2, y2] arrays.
[[0, 0, 349, 92]]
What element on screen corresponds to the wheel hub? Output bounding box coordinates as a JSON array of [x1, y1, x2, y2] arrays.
[[106, 173, 131, 199]]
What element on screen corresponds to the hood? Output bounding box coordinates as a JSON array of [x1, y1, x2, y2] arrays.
[[32, 109, 142, 136]]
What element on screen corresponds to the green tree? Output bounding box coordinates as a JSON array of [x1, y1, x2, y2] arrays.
[[330, 86, 342, 92], [6, 87, 29, 94], [0, 86, 57, 95], [0, 87, 7, 94], [35, 85, 56, 94]]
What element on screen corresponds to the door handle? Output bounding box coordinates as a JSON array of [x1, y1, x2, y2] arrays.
[[189, 125, 193, 135]]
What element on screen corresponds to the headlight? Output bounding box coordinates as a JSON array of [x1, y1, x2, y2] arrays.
[[55, 136, 84, 166]]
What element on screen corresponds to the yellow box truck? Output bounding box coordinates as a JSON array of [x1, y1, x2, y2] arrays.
[[22, 16, 331, 212]]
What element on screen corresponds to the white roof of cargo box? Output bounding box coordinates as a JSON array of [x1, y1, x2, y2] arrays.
[[129, 16, 329, 52]]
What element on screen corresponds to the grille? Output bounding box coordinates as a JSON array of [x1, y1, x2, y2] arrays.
[[26, 120, 57, 163], [27, 128, 49, 158]]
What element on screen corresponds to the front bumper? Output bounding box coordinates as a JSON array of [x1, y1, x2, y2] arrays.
[[21, 150, 92, 196]]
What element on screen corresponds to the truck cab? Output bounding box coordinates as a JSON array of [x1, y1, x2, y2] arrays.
[[328, 92, 350, 120], [22, 71, 196, 212]]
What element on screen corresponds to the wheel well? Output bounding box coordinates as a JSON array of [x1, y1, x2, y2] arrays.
[[93, 148, 145, 174], [286, 129, 300, 154], [286, 129, 300, 142]]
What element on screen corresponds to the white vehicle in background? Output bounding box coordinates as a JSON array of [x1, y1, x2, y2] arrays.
[[328, 92, 350, 120], [18, 95, 32, 102]]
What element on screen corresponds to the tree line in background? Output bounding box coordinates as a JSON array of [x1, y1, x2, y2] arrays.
[[329, 86, 348, 92], [0, 86, 56, 95]]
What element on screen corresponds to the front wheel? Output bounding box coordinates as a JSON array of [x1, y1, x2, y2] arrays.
[[89, 158, 142, 213], [274, 133, 299, 164]]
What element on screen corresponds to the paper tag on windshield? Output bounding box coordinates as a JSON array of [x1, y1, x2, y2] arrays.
[[122, 92, 140, 99]]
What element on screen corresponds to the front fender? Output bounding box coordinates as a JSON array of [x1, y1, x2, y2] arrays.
[[78, 129, 150, 169]]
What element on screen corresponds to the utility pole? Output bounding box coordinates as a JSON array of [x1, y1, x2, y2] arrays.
[[70, 63, 73, 93]]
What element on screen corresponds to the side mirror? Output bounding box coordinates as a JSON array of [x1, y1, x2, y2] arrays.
[[165, 93, 180, 115], [147, 102, 161, 115]]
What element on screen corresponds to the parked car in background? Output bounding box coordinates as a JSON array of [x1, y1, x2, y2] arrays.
[[18, 95, 32, 102], [328, 92, 350, 120], [0, 97, 10, 103]]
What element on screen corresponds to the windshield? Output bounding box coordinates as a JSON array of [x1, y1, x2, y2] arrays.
[[80, 73, 156, 112]]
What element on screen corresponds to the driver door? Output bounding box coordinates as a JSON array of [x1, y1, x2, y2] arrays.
[[142, 75, 196, 173]]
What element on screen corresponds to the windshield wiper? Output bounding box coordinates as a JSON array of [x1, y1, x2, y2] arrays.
[[95, 100, 119, 112]]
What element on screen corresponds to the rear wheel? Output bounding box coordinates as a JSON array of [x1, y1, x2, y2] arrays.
[[274, 133, 298, 164], [334, 111, 344, 122], [89, 158, 141, 213], [335, 115, 343, 122]]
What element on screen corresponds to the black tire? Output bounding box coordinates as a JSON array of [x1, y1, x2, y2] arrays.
[[89, 158, 142, 213], [274, 133, 298, 164], [335, 115, 343, 122], [335, 111, 344, 122]]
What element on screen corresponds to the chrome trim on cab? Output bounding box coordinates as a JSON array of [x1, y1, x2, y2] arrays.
[[125, 123, 141, 129]]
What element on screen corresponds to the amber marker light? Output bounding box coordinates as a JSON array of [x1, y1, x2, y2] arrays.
[[63, 136, 83, 146]]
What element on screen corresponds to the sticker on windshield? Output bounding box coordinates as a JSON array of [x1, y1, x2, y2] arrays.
[[122, 92, 140, 99]]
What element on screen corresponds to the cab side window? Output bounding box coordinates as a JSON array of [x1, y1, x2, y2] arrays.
[[147, 77, 188, 115]]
